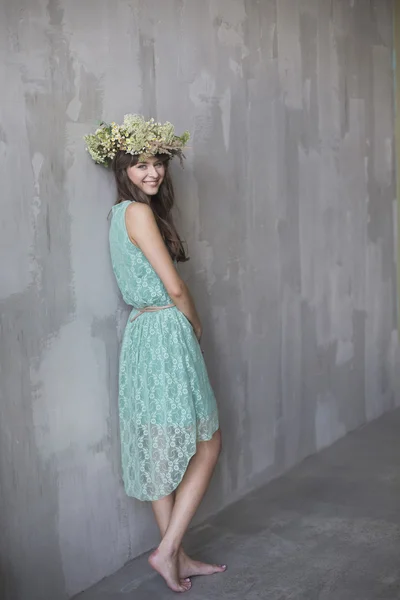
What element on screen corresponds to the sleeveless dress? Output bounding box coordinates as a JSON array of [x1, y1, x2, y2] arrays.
[[109, 200, 219, 501]]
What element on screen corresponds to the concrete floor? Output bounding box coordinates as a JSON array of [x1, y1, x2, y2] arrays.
[[75, 409, 400, 600]]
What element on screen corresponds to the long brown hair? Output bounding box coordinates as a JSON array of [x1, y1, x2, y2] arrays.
[[112, 151, 189, 262]]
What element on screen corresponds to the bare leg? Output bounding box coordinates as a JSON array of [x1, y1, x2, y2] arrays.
[[151, 491, 175, 537], [150, 494, 192, 592], [149, 430, 224, 587], [152, 488, 226, 578], [163, 429, 222, 551]]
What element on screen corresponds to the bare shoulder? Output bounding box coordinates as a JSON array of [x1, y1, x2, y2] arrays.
[[125, 202, 159, 247], [126, 201, 153, 221]]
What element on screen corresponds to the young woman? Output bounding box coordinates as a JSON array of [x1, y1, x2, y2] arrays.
[[85, 116, 226, 592]]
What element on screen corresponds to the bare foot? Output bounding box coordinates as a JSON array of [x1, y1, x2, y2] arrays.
[[149, 548, 192, 593], [179, 550, 227, 578]]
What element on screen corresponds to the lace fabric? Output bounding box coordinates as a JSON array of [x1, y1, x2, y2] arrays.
[[109, 201, 219, 500]]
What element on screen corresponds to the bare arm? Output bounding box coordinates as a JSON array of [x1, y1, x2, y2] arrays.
[[125, 202, 202, 340]]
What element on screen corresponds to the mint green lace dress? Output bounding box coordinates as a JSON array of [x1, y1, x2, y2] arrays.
[[109, 200, 219, 501]]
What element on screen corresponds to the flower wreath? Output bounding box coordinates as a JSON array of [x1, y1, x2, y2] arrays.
[[84, 114, 190, 166]]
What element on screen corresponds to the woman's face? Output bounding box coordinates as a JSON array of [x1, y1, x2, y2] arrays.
[[127, 156, 166, 196]]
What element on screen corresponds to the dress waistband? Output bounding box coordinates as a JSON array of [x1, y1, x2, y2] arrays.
[[130, 303, 175, 323]]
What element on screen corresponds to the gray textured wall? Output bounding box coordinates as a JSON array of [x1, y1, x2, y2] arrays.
[[0, 1, 398, 598]]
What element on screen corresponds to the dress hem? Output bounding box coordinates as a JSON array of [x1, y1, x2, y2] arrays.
[[123, 421, 220, 502]]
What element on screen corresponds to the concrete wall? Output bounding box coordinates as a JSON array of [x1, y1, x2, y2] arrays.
[[0, 1, 398, 598]]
